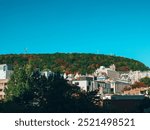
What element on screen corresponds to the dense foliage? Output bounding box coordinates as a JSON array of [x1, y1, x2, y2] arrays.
[[0, 66, 101, 113], [140, 77, 150, 87], [0, 53, 149, 74], [123, 78, 150, 92]]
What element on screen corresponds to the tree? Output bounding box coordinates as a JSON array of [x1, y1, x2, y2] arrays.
[[123, 86, 132, 91], [3, 69, 100, 113], [22, 71, 100, 113], [148, 89, 150, 95], [0, 53, 149, 74], [140, 77, 150, 87], [131, 82, 147, 89], [4, 64, 30, 101]]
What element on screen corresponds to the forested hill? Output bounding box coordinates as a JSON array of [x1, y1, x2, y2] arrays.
[[0, 53, 149, 74]]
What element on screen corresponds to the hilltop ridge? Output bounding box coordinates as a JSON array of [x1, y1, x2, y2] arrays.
[[0, 53, 149, 74]]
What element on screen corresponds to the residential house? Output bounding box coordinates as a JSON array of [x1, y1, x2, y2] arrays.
[[72, 76, 97, 92]]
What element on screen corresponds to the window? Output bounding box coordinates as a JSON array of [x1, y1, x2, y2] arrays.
[[3, 66, 6, 71], [88, 81, 91, 86], [75, 82, 79, 86], [110, 88, 114, 94]]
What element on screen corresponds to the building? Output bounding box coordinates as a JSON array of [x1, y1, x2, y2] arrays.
[[114, 80, 131, 94], [0, 64, 12, 79], [64, 73, 75, 81], [0, 79, 8, 100], [96, 81, 112, 95], [103, 95, 147, 112], [97, 75, 108, 81], [121, 71, 150, 84], [94, 65, 120, 80], [123, 87, 149, 95], [72, 76, 97, 92], [0, 64, 13, 100], [41, 70, 54, 78]]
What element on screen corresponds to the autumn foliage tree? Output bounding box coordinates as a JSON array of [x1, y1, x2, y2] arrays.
[[140, 77, 150, 87], [131, 82, 147, 89], [0, 53, 149, 75]]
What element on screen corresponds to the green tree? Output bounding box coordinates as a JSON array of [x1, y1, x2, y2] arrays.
[[0, 53, 149, 74], [19, 71, 100, 113], [4, 65, 30, 101], [3, 69, 100, 113], [140, 77, 150, 86]]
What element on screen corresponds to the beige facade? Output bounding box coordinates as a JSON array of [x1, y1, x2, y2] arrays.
[[124, 87, 149, 95], [0, 64, 13, 100], [94, 65, 119, 80], [0, 79, 8, 100]]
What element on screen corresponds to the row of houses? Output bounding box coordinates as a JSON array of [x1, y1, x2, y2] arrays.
[[120, 70, 150, 84], [64, 65, 150, 96], [0, 64, 150, 100], [71, 76, 130, 95], [64, 65, 131, 95]]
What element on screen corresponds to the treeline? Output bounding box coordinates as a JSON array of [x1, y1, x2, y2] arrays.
[[0, 65, 101, 113], [0, 53, 149, 74]]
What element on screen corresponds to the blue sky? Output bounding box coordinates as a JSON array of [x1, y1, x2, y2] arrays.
[[0, 0, 150, 66]]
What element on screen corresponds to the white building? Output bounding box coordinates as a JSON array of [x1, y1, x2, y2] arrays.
[[0, 64, 13, 100], [94, 65, 119, 80], [72, 76, 97, 92], [63, 73, 75, 81], [41, 70, 54, 78], [120, 71, 150, 84], [96, 81, 112, 95], [0, 64, 13, 79]]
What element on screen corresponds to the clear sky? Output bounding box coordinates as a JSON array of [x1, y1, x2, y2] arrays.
[[0, 0, 150, 66]]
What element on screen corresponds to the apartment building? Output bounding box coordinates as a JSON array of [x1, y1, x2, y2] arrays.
[[0, 79, 8, 100], [0, 64, 12, 100]]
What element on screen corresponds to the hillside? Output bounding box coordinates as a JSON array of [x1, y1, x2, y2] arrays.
[[0, 53, 149, 74]]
